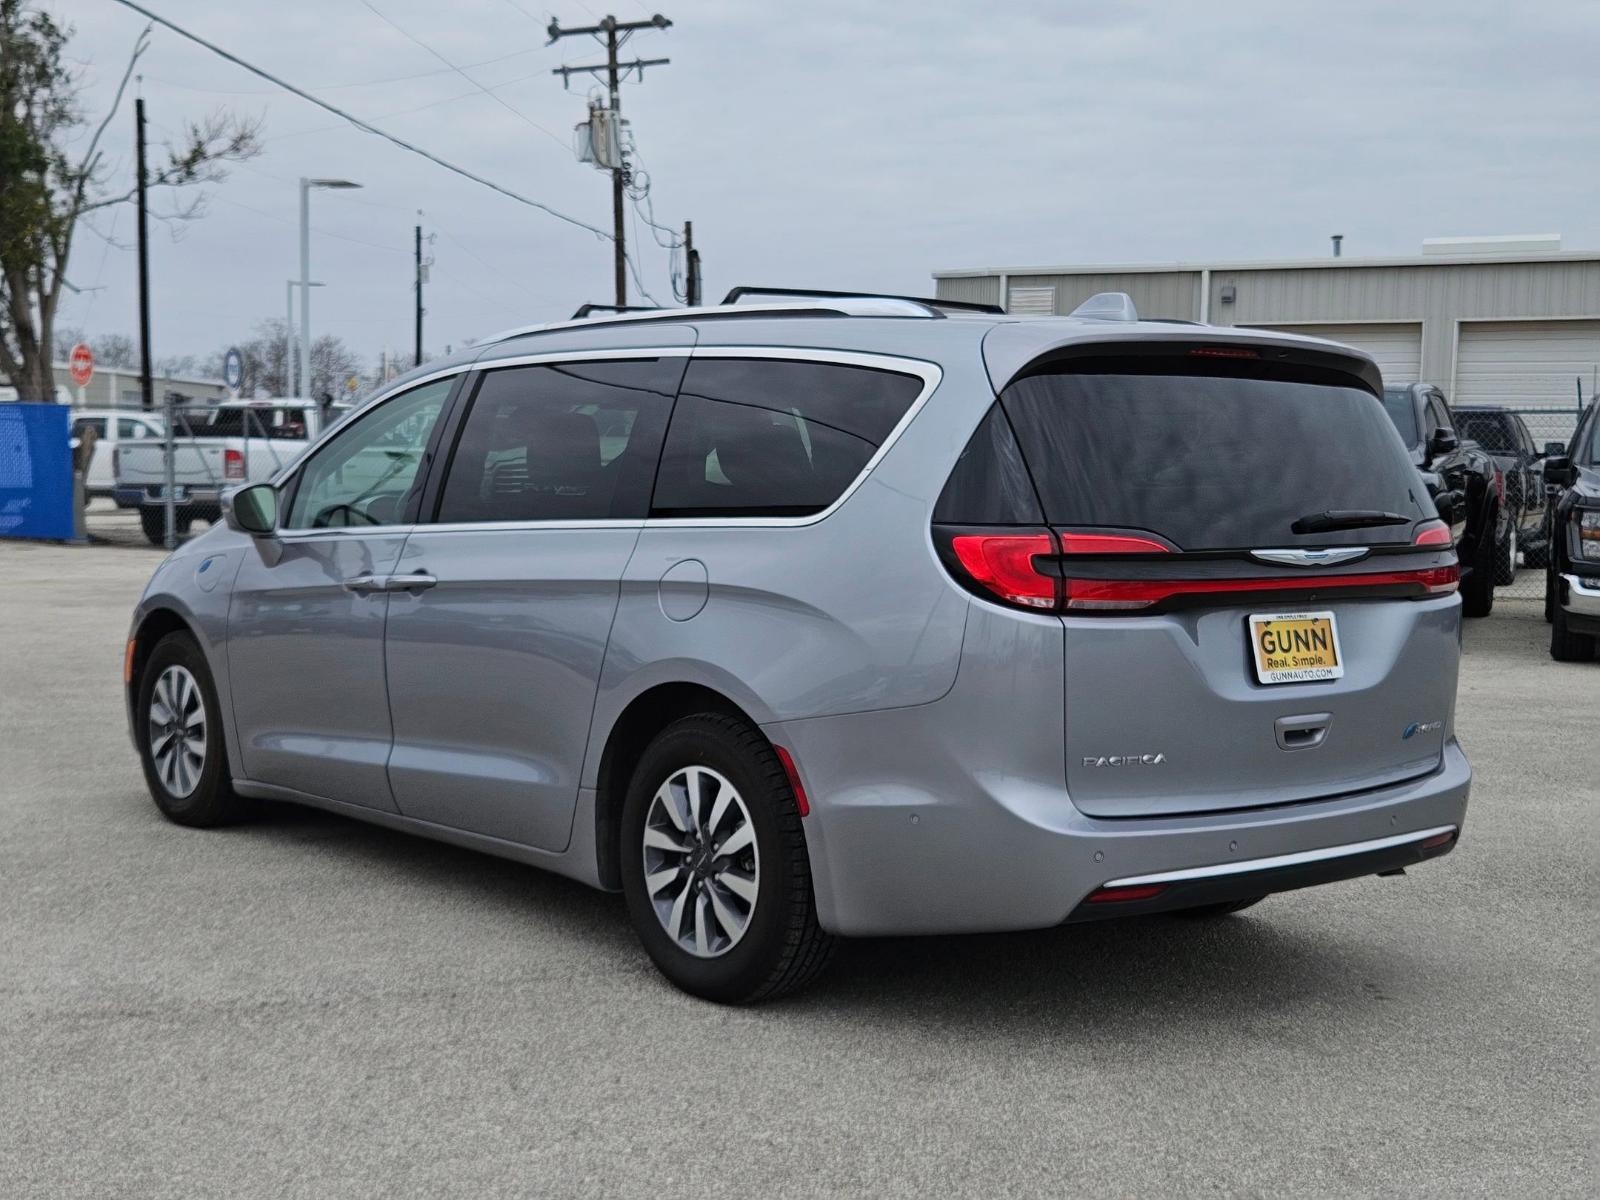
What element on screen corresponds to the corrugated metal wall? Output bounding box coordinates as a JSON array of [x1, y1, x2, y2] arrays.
[[935, 259, 1600, 398]]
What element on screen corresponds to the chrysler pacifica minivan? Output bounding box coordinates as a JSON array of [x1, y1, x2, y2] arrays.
[[126, 289, 1469, 1002]]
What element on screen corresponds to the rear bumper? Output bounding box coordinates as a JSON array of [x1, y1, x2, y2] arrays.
[[1065, 824, 1457, 921], [770, 697, 1471, 936]]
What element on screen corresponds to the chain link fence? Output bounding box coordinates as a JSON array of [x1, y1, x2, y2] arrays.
[[82, 397, 320, 549]]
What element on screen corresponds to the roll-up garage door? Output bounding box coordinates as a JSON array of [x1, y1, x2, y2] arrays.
[[1246, 322, 1422, 387], [1453, 320, 1600, 409]]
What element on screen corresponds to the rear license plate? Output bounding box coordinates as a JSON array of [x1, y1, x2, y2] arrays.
[[152, 485, 187, 501], [1248, 610, 1343, 684]]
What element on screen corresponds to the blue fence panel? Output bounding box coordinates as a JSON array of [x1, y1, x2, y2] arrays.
[[0, 403, 74, 541]]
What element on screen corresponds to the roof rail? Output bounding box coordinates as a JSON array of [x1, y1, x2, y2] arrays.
[[723, 285, 1005, 316], [571, 302, 662, 318], [474, 296, 965, 346]]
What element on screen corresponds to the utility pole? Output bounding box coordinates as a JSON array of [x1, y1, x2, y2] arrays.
[[414, 224, 424, 368], [135, 96, 153, 413], [548, 13, 672, 307], [683, 219, 701, 306]]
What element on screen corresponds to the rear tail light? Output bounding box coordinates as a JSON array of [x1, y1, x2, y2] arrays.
[[949, 533, 1057, 609], [939, 528, 1460, 613], [1412, 519, 1452, 547], [1492, 469, 1505, 505], [223, 448, 245, 480]]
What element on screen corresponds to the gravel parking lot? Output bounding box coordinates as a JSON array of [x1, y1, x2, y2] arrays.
[[2, 538, 1594, 1199]]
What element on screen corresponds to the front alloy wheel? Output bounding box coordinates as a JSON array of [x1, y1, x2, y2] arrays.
[[643, 765, 760, 958], [148, 665, 207, 797]]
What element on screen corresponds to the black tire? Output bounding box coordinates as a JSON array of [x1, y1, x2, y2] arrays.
[[620, 713, 835, 1003], [1175, 896, 1265, 918], [1461, 506, 1497, 618], [1493, 522, 1517, 587], [135, 632, 253, 827], [1550, 595, 1597, 662], [139, 507, 167, 546]]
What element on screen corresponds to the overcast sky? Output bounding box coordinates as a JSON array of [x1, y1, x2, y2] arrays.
[[49, 0, 1600, 369]]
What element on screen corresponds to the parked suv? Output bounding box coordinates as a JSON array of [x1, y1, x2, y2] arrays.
[[1454, 405, 1550, 572], [1542, 400, 1600, 661], [124, 291, 1469, 1002], [1381, 383, 1506, 615]]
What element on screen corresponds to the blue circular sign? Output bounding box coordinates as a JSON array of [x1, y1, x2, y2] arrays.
[[223, 347, 244, 392]]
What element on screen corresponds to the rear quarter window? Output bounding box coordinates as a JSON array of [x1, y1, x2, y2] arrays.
[[651, 358, 924, 517]]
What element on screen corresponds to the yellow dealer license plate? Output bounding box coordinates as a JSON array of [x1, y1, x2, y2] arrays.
[[1248, 611, 1344, 685]]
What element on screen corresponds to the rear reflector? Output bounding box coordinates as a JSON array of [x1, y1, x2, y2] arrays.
[[1418, 830, 1455, 850], [1086, 883, 1167, 903], [773, 745, 811, 818], [950, 533, 1057, 609], [123, 638, 137, 686]]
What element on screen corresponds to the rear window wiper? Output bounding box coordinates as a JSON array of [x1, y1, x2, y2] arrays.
[[1291, 509, 1411, 534]]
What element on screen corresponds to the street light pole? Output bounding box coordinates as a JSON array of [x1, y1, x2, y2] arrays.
[[297, 177, 362, 398]]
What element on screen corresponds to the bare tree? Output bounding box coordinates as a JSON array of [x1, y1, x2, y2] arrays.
[[0, 4, 259, 401], [91, 332, 136, 368]]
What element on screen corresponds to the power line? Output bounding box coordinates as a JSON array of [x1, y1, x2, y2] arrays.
[[141, 45, 547, 96], [107, 0, 612, 242], [357, 1, 568, 151]]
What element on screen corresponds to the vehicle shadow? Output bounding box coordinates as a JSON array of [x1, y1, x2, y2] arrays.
[[243, 801, 1414, 1034]]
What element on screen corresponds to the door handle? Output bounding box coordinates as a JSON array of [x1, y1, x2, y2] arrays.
[[343, 572, 438, 594], [385, 571, 437, 592]]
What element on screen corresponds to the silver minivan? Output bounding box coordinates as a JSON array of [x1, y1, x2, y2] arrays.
[[126, 291, 1469, 1002]]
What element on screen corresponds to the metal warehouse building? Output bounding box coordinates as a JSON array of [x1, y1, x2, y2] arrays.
[[933, 237, 1600, 411]]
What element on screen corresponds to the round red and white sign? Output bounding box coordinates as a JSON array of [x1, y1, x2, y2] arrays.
[[69, 343, 94, 387]]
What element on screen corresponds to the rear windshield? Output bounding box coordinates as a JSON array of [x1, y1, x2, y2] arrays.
[[1001, 369, 1434, 550], [1454, 412, 1515, 453], [1381, 387, 1418, 445]]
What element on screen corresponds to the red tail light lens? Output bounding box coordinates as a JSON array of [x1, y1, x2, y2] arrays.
[[1492, 469, 1505, 505], [1062, 565, 1460, 610], [223, 448, 245, 480], [1412, 520, 1452, 547], [772, 746, 810, 818], [949, 533, 1057, 609], [1057, 532, 1171, 555]]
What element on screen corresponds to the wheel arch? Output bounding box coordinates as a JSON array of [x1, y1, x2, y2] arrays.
[[592, 681, 762, 891]]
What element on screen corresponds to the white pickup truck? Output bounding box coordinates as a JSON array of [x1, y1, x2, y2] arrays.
[[114, 399, 325, 544]]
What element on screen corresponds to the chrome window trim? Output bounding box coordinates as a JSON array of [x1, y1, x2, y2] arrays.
[[391, 345, 943, 536], [1101, 824, 1458, 888]]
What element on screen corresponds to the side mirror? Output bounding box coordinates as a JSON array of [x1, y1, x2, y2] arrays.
[[223, 482, 278, 536], [1427, 427, 1459, 457], [1543, 456, 1575, 488], [1543, 441, 1566, 458]]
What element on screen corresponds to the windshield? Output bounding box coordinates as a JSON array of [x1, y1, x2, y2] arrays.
[[1000, 368, 1434, 550], [1455, 412, 1515, 453], [1381, 387, 1419, 446]]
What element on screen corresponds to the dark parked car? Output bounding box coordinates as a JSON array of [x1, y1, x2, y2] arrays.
[[1542, 401, 1600, 661], [1454, 406, 1550, 573], [1382, 384, 1506, 616]]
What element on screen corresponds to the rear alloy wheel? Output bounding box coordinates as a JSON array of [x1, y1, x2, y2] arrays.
[[136, 632, 252, 826], [620, 713, 834, 1003]]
